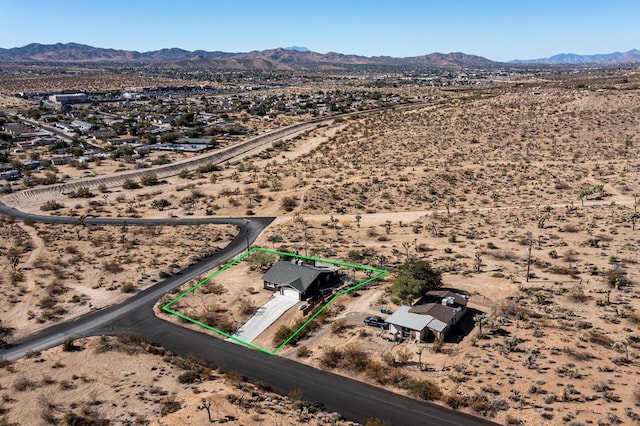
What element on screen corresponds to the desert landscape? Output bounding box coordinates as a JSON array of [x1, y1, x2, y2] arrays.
[[1, 61, 639, 426]]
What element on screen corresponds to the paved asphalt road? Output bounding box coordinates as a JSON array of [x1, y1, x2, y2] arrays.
[[0, 108, 499, 426], [0, 201, 497, 425]]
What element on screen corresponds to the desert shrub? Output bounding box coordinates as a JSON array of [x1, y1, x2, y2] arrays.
[[151, 199, 171, 210], [246, 251, 276, 271], [196, 162, 221, 174], [120, 282, 135, 293], [468, 393, 492, 414], [588, 330, 614, 347], [177, 370, 200, 384], [201, 281, 227, 295], [140, 172, 159, 186], [116, 332, 148, 348], [40, 200, 64, 211], [122, 179, 140, 190], [280, 196, 299, 212], [68, 186, 94, 198], [567, 286, 589, 302], [549, 265, 579, 275], [407, 379, 442, 401], [267, 234, 284, 243], [39, 295, 58, 310], [604, 267, 631, 288], [365, 361, 391, 385], [14, 377, 37, 391], [201, 310, 235, 334], [341, 345, 371, 372], [296, 346, 311, 358], [161, 396, 181, 415], [555, 363, 582, 379], [563, 249, 579, 263], [444, 391, 468, 409], [497, 300, 530, 320], [561, 224, 581, 233], [319, 347, 343, 369], [331, 318, 349, 334], [62, 337, 80, 352], [102, 260, 124, 274], [239, 299, 257, 316]]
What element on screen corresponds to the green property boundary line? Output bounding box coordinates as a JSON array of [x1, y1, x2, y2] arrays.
[[161, 247, 388, 355]]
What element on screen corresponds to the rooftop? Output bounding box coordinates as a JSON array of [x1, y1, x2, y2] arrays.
[[262, 260, 337, 293]]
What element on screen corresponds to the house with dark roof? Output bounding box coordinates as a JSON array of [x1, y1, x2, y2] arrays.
[[385, 290, 467, 342], [262, 260, 340, 301]]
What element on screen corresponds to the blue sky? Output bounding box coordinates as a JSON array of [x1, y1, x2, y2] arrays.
[[1, 0, 638, 61]]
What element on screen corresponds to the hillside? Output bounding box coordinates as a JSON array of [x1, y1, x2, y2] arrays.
[[0, 42, 497, 69]]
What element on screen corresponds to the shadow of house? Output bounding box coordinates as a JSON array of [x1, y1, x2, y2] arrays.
[[444, 307, 485, 343], [262, 259, 341, 301], [386, 290, 468, 342]]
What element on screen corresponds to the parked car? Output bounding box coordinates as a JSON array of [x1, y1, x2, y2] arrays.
[[364, 315, 387, 329]]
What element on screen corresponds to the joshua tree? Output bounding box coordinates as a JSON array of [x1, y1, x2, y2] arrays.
[[402, 241, 412, 261], [474, 313, 489, 337], [355, 214, 362, 228], [630, 212, 639, 231], [197, 398, 213, 423], [474, 252, 482, 273], [445, 196, 456, 216], [7, 251, 19, 272]]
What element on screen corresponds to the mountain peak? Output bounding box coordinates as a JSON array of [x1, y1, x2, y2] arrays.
[[284, 46, 310, 52], [510, 49, 640, 65]]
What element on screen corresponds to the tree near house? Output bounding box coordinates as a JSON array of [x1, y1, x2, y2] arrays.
[[391, 257, 442, 304]]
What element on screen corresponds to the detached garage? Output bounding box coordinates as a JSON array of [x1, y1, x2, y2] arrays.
[[262, 259, 340, 301]]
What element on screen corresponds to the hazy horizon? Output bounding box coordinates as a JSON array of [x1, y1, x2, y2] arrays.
[[2, 0, 639, 62]]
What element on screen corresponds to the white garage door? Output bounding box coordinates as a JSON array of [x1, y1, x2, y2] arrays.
[[281, 287, 300, 300]]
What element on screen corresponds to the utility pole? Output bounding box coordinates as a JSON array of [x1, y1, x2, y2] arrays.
[[526, 232, 533, 282]]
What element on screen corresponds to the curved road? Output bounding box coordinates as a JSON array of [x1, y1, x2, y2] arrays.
[[0, 202, 495, 425], [4, 102, 429, 205], [0, 101, 496, 425]]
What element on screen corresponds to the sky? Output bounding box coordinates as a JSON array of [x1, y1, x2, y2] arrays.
[[1, 0, 638, 62]]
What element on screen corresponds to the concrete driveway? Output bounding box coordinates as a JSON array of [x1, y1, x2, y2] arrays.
[[228, 294, 298, 344]]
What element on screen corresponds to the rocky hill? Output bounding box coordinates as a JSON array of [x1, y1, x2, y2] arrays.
[[511, 49, 640, 65], [0, 42, 498, 69]]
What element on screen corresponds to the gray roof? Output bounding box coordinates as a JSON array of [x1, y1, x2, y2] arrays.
[[387, 306, 452, 333], [385, 306, 434, 331], [262, 261, 334, 293]]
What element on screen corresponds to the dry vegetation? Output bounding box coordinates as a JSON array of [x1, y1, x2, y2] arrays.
[[3, 68, 640, 425], [0, 65, 200, 94], [0, 214, 236, 339], [0, 335, 357, 425]]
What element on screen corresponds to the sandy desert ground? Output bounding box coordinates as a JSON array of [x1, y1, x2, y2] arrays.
[[0, 335, 356, 425], [2, 69, 640, 425]]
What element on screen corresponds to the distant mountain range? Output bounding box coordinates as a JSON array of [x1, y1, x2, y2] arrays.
[[511, 49, 640, 65], [0, 42, 496, 69], [0, 43, 638, 69]]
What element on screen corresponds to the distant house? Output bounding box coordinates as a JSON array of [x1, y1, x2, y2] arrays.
[[48, 93, 88, 105], [262, 260, 341, 301], [175, 137, 216, 147], [385, 290, 468, 342], [71, 120, 92, 133]]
